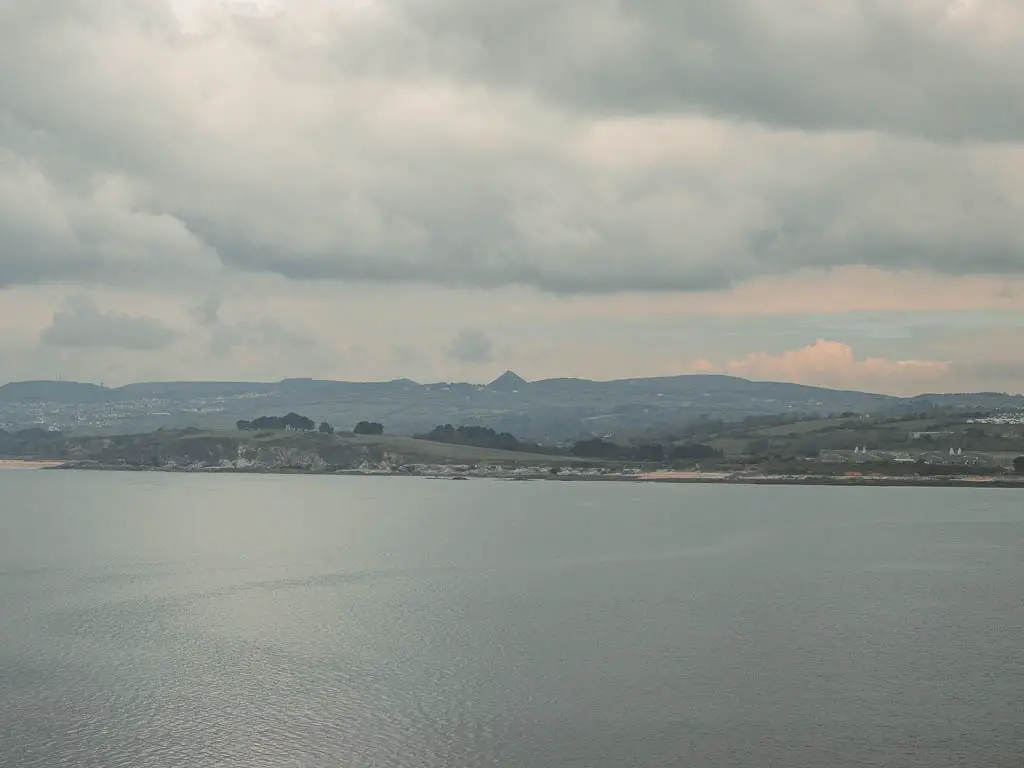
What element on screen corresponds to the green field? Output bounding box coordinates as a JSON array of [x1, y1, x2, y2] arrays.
[[238, 430, 579, 463], [42, 428, 590, 467], [745, 418, 853, 437]]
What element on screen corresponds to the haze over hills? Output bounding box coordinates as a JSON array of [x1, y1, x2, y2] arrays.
[[1, 372, 1021, 440]]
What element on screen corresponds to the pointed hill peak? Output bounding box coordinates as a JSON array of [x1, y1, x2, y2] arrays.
[[487, 370, 529, 391]]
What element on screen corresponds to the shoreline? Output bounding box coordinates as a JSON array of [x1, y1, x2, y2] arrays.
[[0, 459, 66, 470], [36, 462, 1024, 488]]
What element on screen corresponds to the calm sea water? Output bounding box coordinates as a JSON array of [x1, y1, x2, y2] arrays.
[[1, 471, 1022, 767]]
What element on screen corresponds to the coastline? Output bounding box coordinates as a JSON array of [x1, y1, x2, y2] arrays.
[[38, 462, 1024, 488], [0, 459, 66, 470]]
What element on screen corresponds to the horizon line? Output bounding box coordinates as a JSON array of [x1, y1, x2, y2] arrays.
[[1, 374, 1022, 400]]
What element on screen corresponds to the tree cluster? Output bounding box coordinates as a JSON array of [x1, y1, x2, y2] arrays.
[[421, 424, 520, 451], [668, 443, 723, 461], [237, 413, 316, 432], [354, 421, 384, 435], [0, 428, 66, 459]]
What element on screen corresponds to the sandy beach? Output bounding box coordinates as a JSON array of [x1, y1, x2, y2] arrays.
[[637, 470, 733, 481], [0, 460, 65, 470]]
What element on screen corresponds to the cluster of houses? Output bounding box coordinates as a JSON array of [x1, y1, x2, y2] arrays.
[[967, 411, 1024, 426], [820, 446, 987, 467]]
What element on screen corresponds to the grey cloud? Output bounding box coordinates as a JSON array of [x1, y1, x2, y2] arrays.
[[1, 0, 1023, 298], [193, 292, 222, 327], [0, 148, 221, 290], [40, 295, 177, 350], [404, 0, 1024, 142], [447, 328, 494, 364]]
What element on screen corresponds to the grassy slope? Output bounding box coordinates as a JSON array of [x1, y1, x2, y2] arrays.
[[745, 418, 852, 437], [707, 413, 1023, 460], [719, 415, 946, 443], [102, 429, 585, 465]]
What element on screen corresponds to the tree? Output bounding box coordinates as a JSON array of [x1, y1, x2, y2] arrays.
[[571, 438, 621, 459], [745, 439, 771, 457], [1014, 456, 1024, 475], [633, 443, 665, 463], [789, 439, 822, 458], [416, 424, 546, 453], [318, 422, 334, 435], [283, 413, 316, 432], [669, 443, 721, 461], [248, 413, 315, 432], [422, 424, 518, 450], [236, 420, 253, 431], [354, 421, 384, 435]]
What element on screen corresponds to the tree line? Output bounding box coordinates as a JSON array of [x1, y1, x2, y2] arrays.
[[236, 414, 383, 435], [353, 421, 384, 435], [419, 424, 522, 452], [415, 424, 722, 463], [237, 413, 317, 432]]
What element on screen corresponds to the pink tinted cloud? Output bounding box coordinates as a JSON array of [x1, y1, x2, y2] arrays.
[[691, 339, 952, 394]]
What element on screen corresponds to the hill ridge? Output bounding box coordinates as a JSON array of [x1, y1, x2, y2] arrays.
[[2, 374, 1021, 440]]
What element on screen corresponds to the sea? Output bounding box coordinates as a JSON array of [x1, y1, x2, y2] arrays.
[[1, 471, 1022, 767]]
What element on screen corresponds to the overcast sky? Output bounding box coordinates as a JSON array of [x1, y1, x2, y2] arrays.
[[2, 0, 1023, 394]]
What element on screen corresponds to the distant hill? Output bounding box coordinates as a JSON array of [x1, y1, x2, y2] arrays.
[[487, 370, 529, 392], [909, 392, 1024, 409], [0, 380, 114, 403], [1, 374, 1021, 439], [117, 382, 277, 399]]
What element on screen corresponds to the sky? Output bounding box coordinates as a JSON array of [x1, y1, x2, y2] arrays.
[[1, 0, 1023, 395]]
